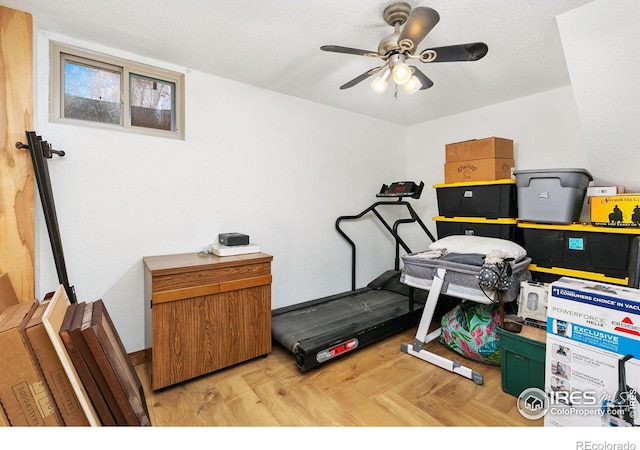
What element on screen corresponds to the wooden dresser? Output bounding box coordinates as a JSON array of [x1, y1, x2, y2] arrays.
[[143, 252, 273, 390]]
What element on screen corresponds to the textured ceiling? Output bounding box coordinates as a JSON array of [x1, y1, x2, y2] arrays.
[[2, 0, 595, 126]]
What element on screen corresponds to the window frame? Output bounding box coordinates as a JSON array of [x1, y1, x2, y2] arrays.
[[50, 41, 185, 140]]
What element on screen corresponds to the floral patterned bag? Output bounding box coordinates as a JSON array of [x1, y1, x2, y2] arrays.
[[439, 302, 501, 365]]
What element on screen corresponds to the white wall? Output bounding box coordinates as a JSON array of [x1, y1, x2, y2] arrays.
[[405, 85, 589, 231], [557, 0, 640, 191], [34, 31, 408, 353]]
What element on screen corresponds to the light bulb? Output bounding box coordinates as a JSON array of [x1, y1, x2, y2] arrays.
[[370, 76, 388, 94], [370, 66, 391, 95], [403, 75, 422, 94], [392, 62, 412, 85]]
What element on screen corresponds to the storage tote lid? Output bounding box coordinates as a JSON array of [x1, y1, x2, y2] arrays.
[[513, 168, 593, 188]]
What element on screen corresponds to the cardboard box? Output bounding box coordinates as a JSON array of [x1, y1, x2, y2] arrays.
[[0, 273, 19, 313], [444, 158, 514, 184], [0, 402, 9, 426], [590, 194, 640, 227], [587, 186, 625, 197], [544, 277, 640, 427], [445, 137, 513, 163], [24, 301, 90, 426], [0, 301, 63, 426]]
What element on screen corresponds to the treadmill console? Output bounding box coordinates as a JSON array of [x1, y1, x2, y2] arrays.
[[377, 181, 424, 199]]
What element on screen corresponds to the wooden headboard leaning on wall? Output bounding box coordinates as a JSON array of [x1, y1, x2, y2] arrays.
[[0, 6, 35, 302]]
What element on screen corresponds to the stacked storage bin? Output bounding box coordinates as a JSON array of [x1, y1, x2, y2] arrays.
[[436, 137, 520, 243], [437, 138, 549, 399], [518, 221, 640, 286], [434, 179, 521, 243], [513, 168, 640, 286]]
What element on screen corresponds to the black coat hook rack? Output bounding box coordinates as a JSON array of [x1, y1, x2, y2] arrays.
[[17, 131, 77, 304]]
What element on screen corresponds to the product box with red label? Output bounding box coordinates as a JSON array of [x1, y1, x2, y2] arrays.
[[544, 277, 640, 427]]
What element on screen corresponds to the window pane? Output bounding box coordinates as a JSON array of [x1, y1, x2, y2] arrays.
[[63, 60, 121, 125], [129, 74, 175, 131]]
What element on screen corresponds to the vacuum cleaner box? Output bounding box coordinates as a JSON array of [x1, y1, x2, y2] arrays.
[[544, 277, 640, 427]]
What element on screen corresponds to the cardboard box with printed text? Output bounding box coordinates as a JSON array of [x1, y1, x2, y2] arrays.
[[590, 194, 640, 227], [544, 277, 640, 427], [445, 137, 514, 162], [0, 301, 63, 426], [444, 158, 514, 184], [24, 301, 90, 426]]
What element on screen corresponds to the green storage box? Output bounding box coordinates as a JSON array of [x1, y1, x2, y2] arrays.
[[498, 325, 546, 397]]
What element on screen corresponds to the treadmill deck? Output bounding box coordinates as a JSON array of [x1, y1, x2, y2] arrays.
[[271, 287, 424, 370]]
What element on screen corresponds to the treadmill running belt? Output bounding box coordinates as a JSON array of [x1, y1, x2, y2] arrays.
[[272, 287, 423, 370]]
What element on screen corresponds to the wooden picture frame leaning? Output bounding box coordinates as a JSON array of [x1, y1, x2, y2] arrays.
[[41, 286, 101, 426], [81, 299, 151, 426]]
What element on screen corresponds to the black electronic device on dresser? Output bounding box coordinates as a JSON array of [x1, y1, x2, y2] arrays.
[[218, 232, 249, 246]]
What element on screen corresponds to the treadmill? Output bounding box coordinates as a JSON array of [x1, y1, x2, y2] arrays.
[[271, 181, 436, 371]]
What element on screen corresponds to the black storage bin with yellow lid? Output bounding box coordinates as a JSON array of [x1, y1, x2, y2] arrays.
[[434, 179, 517, 219], [434, 216, 523, 244], [518, 222, 640, 286]]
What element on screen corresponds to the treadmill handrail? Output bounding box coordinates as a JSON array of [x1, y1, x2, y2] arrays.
[[335, 200, 436, 291]]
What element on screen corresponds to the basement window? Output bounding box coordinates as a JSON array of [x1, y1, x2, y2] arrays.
[[50, 42, 184, 139]]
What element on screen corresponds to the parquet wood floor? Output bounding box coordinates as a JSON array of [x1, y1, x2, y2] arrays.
[[136, 327, 542, 428]]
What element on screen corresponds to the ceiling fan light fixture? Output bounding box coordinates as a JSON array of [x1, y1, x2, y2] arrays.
[[389, 53, 412, 85], [322, 5, 487, 97], [403, 74, 422, 94], [370, 77, 388, 95], [392, 62, 412, 84], [370, 66, 392, 94]]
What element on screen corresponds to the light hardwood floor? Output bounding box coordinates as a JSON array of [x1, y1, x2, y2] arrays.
[[136, 326, 542, 427]]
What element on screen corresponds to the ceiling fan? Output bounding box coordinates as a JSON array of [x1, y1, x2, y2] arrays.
[[321, 3, 488, 96]]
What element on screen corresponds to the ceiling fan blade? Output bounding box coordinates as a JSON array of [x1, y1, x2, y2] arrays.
[[339, 66, 384, 90], [422, 42, 489, 62], [321, 45, 379, 57], [409, 67, 433, 90], [397, 7, 440, 52]]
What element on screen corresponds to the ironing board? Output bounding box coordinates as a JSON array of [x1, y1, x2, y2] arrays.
[[400, 249, 532, 384]]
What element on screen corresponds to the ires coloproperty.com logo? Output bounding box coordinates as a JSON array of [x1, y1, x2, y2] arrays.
[[517, 387, 639, 425], [517, 387, 550, 420]]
